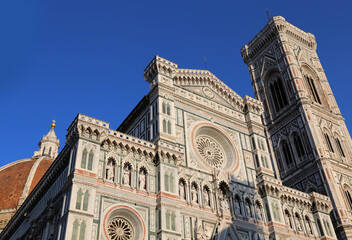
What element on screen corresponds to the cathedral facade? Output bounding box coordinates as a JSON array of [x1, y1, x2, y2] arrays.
[[1, 16, 351, 240]]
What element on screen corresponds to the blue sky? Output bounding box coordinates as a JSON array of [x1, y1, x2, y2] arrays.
[[0, 1, 351, 166]]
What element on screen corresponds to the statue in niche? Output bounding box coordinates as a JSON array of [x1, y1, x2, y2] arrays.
[[255, 204, 262, 221], [203, 190, 209, 207], [191, 185, 198, 203], [234, 198, 242, 215], [123, 165, 131, 186], [295, 215, 302, 231], [246, 201, 252, 218], [220, 195, 229, 211], [285, 212, 292, 228], [179, 181, 186, 200], [105, 159, 115, 181], [139, 170, 146, 190], [305, 218, 313, 234]]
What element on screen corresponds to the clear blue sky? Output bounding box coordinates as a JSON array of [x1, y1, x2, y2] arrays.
[[0, 0, 351, 167]]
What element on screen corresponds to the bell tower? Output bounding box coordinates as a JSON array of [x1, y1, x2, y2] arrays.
[[242, 16, 352, 239]]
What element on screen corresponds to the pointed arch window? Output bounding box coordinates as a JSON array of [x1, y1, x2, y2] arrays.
[[293, 133, 305, 158], [171, 211, 176, 231], [167, 103, 171, 115], [72, 220, 79, 240], [344, 187, 352, 210], [323, 133, 334, 153], [79, 221, 86, 240], [335, 138, 345, 157], [88, 150, 94, 170], [76, 189, 83, 210], [167, 121, 171, 134], [162, 102, 166, 114], [81, 149, 88, 169], [163, 119, 167, 133], [281, 141, 294, 169], [83, 191, 90, 211], [269, 77, 288, 112], [304, 75, 321, 104]]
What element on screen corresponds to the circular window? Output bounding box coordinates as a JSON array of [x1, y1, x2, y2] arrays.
[[107, 217, 134, 240], [103, 205, 146, 240], [196, 136, 224, 168], [190, 122, 239, 173]]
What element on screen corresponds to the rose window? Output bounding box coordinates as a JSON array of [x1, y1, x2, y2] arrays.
[[107, 217, 134, 240], [196, 136, 224, 168]]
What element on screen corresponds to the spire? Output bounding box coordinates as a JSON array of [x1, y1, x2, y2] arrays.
[[33, 120, 60, 159]]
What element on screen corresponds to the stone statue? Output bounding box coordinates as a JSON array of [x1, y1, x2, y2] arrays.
[[179, 182, 186, 200], [234, 199, 241, 215], [139, 172, 146, 190], [246, 202, 252, 218], [255, 205, 262, 221], [220, 196, 229, 211], [191, 186, 198, 203], [285, 213, 292, 228], [123, 167, 130, 186], [296, 216, 302, 231], [306, 218, 313, 234], [106, 164, 114, 181], [203, 190, 209, 206]]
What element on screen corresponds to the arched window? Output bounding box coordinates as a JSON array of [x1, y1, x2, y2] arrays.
[[269, 77, 288, 112], [171, 211, 176, 231], [323, 133, 334, 153], [281, 141, 294, 169], [167, 103, 171, 115], [162, 119, 167, 133], [48, 147, 52, 157], [79, 221, 86, 240], [169, 173, 174, 192], [304, 75, 321, 104], [83, 191, 89, 211], [252, 137, 256, 150], [162, 102, 166, 114], [165, 173, 169, 191], [344, 187, 352, 210], [72, 220, 79, 240], [76, 189, 83, 210], [166, 211, 170, 229], [255, 155, 260, 168], [81, 149, 88, 169], [88, 150, 94, 170], [317, 219, 324, 236], [293, 133, 305, 158], [167, 121, 171, 134], [335, 138, 345, 157], [43, 146, 46, 156]]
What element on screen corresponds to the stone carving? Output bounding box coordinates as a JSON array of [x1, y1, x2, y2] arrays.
[[107, 217, 134, 240], [191, 184, 198, 204], [234, 198, 242, 216], [196, 136, 224, 168], [139, 170, 146, 190]]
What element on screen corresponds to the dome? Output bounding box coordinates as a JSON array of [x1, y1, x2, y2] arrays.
[[0, 157, 53, 230]]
